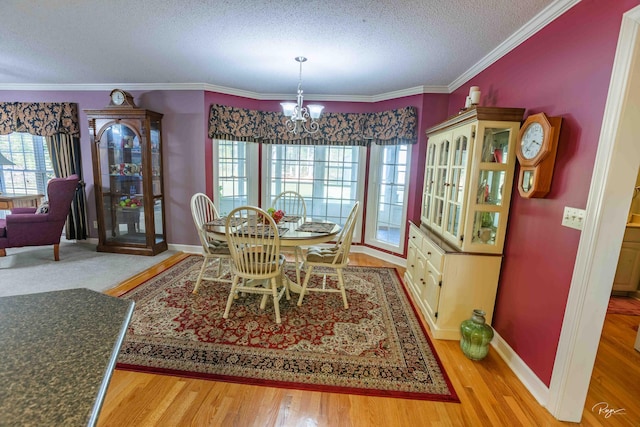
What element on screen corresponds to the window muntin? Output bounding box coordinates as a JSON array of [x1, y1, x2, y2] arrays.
[[0, 133, 54, 194], [212, 139, 258, 216], [365, 144, 411, 252], [0, 133, 55, 219], [264, 144, 364, 232]]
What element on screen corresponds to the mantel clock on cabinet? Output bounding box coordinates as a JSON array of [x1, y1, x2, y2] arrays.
[[515, 112, 563, 198], [85, 90, 167, 255]]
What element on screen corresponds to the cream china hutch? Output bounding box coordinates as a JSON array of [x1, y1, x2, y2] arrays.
[[86, 93, 167, 255], [405, 107, 524, 340]]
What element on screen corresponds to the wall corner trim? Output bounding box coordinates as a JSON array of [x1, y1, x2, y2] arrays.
[[491, 331, 550, 407]]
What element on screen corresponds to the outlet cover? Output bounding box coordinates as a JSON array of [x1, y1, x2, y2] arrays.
[[562, 206, 585, 230], [93, 220, 98, 229]]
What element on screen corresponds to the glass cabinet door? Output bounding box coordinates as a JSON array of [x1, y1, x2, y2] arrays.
[[443, 127, 471, 243], [421, 142, 437, 225], [431, 135, 450, 234], [467, 125, 516, 251], [98, 123, 146, 245], [150, 118, 164, 243]]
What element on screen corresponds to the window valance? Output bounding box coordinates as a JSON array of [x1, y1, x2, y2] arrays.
[[0, 102, 80, 137], [208, 104, 417, 146]]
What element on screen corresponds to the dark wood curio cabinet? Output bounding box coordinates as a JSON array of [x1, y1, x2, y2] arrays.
[[86, 102, 167, 255]]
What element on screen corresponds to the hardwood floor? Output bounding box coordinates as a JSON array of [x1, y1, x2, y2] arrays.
[[99, 253, 640, 426]]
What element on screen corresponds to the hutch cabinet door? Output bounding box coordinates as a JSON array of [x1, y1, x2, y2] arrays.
[[422, 259, 442, 322], [405, 238, 418, 284], [420, 141, 437, 226], [441, 124, 474, 246], [429, 133, 451, 235], [463, 121, 520, 254]]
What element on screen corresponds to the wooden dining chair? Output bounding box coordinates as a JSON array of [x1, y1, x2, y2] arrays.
[[190, 193, 232, 293], [223, 206, 290, 324], [272, 190, 308, 283], [272, 190, 307, 222], [297, 201, 359, 309]]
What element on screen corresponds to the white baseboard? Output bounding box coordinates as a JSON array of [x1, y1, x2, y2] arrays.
[[168, 243, 201, 254], [72, 238, 201, 255], [491, 330, 550, 407], [351, 245, 407, 268]]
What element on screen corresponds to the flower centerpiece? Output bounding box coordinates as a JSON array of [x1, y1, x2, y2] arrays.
[[266, 208, 285, 224]]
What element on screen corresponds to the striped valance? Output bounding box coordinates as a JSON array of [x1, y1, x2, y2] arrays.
[[208, 104, 417, 146], [0, 102, 80, 137]]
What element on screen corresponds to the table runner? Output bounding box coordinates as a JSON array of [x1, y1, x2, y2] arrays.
[[204, 217, 247, 229], [238, 225, 289, 237], [296, 221, 336, 233]]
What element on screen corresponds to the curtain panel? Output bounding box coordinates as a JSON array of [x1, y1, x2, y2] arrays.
[[0, 102, 80, 137], [208, 104, 417, 146], [47, 133, 89, 240]]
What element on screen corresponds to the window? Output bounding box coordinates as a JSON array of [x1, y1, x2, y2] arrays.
[[212, 139, 258, 215], [212, 139, 412, 252], [0, 132, 54, 191], [263, 144, 365, 235], [365, 144, 411, 252]]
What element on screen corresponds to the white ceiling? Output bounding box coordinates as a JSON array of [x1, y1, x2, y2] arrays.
[[2, 0, 571, 99]]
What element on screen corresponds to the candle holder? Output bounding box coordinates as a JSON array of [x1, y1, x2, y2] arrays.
[[469, 86, 481, 106]]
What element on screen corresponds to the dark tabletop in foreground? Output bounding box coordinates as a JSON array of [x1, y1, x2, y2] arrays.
[[0, 288, 134, 426]]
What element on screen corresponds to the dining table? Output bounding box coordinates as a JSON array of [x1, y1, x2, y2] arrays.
[[203, 215, 341, 292]]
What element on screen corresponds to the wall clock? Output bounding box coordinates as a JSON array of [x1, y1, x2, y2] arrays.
[[515, 112, 563, 198], [108, 89, 136, 108]]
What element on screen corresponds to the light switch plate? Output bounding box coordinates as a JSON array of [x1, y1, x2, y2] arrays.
[[562, 206, 585, 230]]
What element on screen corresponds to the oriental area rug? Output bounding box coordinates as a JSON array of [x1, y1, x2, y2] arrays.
[[116, 255, 459, 402]]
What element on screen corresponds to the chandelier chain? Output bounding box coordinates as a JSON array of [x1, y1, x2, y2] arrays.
[[281, 56, 323, 135]]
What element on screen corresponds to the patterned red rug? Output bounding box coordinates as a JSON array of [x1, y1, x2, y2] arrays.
[[116, 255, 459, 402], [608, 296, 640, 316]]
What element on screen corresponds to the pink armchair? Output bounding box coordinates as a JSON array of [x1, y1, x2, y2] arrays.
[[0, 174, 79, 261]]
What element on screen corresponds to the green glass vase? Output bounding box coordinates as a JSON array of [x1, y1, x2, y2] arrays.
[[460, 309, 494, 361]]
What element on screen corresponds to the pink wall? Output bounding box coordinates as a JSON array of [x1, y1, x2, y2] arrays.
[[447, 0, 638, 385]]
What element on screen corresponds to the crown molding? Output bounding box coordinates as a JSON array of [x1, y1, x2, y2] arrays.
[[258, 85, 449, 103], [370, 85, 449, 102], [0, 82, 448, 103], [449, 0, 581, 92], [0, 82, 210, 92]]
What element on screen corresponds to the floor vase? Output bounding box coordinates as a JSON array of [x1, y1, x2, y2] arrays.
[[460, 309, 494, 360]]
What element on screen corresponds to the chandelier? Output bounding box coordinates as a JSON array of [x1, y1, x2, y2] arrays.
[[280, 56, 324, 135]]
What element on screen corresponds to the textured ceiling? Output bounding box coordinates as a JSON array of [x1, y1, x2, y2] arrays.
[[2, 0, 560, 97]]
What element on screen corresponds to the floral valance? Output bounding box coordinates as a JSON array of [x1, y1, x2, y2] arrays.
[[208, 104, 417, 146], [0, 102, 80, 137]]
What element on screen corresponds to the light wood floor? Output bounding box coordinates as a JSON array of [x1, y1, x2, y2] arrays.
[[99, 253, 640, 426]]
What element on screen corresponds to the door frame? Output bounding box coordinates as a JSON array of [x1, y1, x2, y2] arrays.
[[547, 5, 640, 421]]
